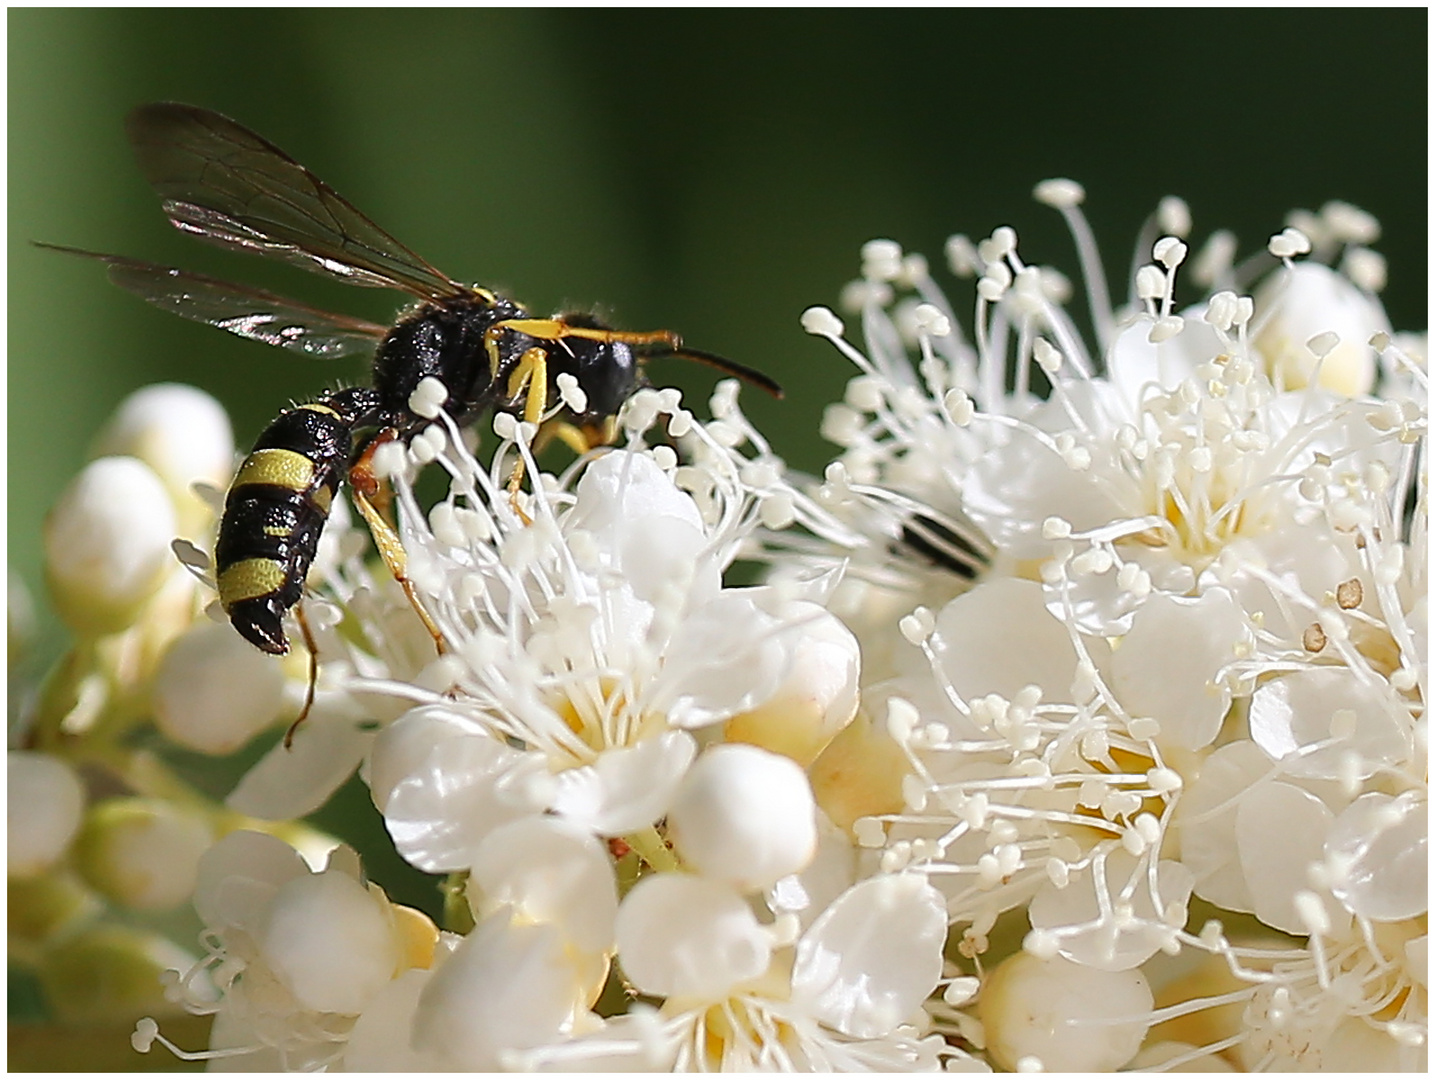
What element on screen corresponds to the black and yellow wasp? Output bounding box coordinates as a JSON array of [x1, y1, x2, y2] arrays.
[[43, 103, 780, 656]]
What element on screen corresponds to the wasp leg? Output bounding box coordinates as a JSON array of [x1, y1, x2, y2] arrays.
[[490, 317, 681, 351], [349, 431, 446, 655], [499, 346, 553, 518], [283, 602, 321, 749], [483, 314, 662, 386], [536, 418, 600, 458]]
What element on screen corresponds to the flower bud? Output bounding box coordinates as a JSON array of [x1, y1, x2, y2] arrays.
[[979, 951, 1153, 1071], [73, 797, 213, 911], [807, 709, 908, 834], [668, 744, 817, 891], [91, 383, 234, 531], [8, 751, 85, 877], [9, 567, 35, 669], [152, 620, 286, 754], [44, 456, 177, 636], [38, 924, 196, 1025], [8, 871, 103, 945], [615, 874, 771, 1000]]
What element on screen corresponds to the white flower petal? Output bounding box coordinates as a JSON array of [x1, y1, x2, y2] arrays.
[[1325, 791, 1427, 921], [469, 816, 618, 955], [1234, 780, 1344, 935], [1107, 588, 1246, 751], [769, 810, 858, 930], [646, 594, 791, 728], [550, 729, 696, 836], [960, 387, 1128, 560], [412, 909, 582, 1070], [790, 874, 946, 1038], [1176, 740, 1270, 912], [1254, 261, 1389, 396], [615, 873, 770, 1001], [1028, 850, 1193, 972], [193, 829, 309, 931], [1106, 308, 1224, 400], [257, 869, 398, 1015], [1248, 667, 1412, 780], [933, 577, 1086, 704], [722, 600, 861, 766], [568, 449, 705, 536], [369, 706, 551, 871], [342, 969, 446, 1071], [225, 696, 375, 821]]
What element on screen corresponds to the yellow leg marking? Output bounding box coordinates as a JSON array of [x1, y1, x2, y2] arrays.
[[351, 482, 446, 654], [509, 347, 549, 426], [538, 419, 598, 457], [349, 432, 446, 656], [217, 558, 288, 608], [503, 347, 550, 507], [492, 318, 681, 349]]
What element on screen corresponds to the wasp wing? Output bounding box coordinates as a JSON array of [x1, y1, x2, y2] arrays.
[[126, 102, 471, 300], [38, 243, 389, 358]]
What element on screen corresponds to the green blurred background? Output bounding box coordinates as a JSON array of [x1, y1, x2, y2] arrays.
[[10, 7, 1427, 659]]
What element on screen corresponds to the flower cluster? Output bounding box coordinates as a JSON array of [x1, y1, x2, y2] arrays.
[[12, 180, 1425, 1072], [788, 186, 1426, 1070]]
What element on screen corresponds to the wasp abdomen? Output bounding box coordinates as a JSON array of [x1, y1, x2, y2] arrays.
[[215, 389, 380, 654]]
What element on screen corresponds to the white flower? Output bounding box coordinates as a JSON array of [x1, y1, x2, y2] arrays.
[[615, 872, 774, 1000], [365, 422, 832, 868], [523, 872, 950, 1071], [1253, 261, 1390, 396], [800, 184, 1426, 1070], [140, 830, 438, 1071], [409, 908, 593, 1070]]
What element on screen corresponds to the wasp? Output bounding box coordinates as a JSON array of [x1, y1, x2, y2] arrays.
[[41, 103, 781, 657]]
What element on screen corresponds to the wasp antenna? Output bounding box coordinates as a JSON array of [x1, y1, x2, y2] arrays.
[[655, 347, 784, 399]]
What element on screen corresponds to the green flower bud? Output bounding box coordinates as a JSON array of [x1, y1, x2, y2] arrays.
[[73, 798, 213, 911], [8, 871, 103, 947], [38, 924, 195, 1025]]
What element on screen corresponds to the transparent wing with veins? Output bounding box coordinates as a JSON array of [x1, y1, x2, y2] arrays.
[[126, 102, 481, 300]]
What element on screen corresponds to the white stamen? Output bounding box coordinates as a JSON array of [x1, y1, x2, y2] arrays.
[[408, 376, 448, 419], [801, 306, 844, 338], [1033, 178, 1085, 209]]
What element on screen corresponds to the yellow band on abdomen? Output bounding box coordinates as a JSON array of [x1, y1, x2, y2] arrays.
[[232, 447, 315, 494], [217, 558, 288, 607]]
